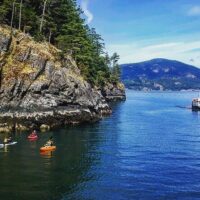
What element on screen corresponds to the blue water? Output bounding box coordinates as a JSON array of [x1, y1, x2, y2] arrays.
[[1, 91, 200, 200]]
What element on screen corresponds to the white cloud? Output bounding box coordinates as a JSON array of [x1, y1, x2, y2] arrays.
[[187, 6, 200, 16], [142, 43, 182, 51], [81, 0, 93, 24], [107, 41, 200, 67]]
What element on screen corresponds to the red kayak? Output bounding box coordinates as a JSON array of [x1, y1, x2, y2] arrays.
[[28, 134, 38, 140]]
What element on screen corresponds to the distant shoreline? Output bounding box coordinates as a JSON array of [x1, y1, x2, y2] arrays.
[[125, 88, 200, 92]]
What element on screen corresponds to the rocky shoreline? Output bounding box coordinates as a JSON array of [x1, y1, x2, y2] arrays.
[[0, 92, 124, 133], [0, 26, 125, 132], [0, 106, 112, 132]]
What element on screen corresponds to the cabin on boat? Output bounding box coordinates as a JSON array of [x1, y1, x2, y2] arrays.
[[192, 98, 200, 110]]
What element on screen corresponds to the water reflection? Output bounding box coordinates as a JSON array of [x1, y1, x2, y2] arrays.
[[0, 123, 104, 200], [0, 145, 9, 153], [40, 150, 54, 158], [3, 145, 8, 153], [2, 91, 200, 200]]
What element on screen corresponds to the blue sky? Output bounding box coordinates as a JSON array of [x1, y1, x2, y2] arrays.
[[78, 0, 200, 66]]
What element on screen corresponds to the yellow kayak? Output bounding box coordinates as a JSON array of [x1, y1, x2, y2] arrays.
[[40, 146, 56, 152]]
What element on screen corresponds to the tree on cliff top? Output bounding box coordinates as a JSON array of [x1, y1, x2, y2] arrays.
[[0, 0, 121, 87]]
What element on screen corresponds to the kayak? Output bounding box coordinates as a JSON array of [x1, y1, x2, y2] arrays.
[[0, 144, 4, 148], [28, 135, 38, 139], [40, 146, 56, 152], [4, 141, 17, 146]]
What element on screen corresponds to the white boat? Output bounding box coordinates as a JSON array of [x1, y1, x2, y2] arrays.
[[192, 98, 200, 110], [4, 141, 17, 146]]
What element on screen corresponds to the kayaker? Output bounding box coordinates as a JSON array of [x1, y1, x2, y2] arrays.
[[45, 136, 54, 146], [31, 130, 37, 136], [8, 136, 13, 143], [4, 136, 12, 144]]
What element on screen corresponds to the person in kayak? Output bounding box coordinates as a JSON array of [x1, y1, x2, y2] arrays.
[[30, 130, 37, 137], [4, 136, 12, 144], [8, 137, 12, 143], [45, 136, 54, 146]]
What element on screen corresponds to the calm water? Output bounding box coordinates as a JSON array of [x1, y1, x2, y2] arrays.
[[1, 91, 200, 200]]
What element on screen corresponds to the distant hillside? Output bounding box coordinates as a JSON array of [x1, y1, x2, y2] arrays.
[[121, 58, 200, 91]]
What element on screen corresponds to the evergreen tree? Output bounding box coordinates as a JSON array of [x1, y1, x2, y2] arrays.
[[110, 53, 121, 84], [0, 0, 121, 86]]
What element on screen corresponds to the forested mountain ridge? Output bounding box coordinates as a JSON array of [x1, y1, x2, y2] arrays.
[[121, 58, 200, 91], [0, 0, 125, 132]]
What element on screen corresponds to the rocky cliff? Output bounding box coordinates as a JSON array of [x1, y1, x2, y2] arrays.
[[102, 82, 126, 101], [0, 26, 125, 132]]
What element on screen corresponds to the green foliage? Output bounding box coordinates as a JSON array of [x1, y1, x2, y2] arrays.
[[0, 0, 121, 87], [109, 52, 121, 84]]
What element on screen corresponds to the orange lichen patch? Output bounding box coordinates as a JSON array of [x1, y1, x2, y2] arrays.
[[54, 61, 61, 69], [117, 82, 125, 90], [3, 61, 22, 78], [21, 64, 37, 75], [37, 74, 47, 81], [2, 60, 35, 81], [15, 37, 60, 62], [0, 25, 11, 36], [67, 71, 84, 83]]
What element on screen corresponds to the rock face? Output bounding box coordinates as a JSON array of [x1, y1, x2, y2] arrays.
[[102, 83, 126, 101], [0, 26, 125, 132]]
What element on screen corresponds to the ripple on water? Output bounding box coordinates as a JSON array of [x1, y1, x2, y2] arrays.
[[1, 91, 200, 200]]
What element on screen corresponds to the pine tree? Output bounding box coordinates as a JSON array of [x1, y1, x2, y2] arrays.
[[0, 0, 121, 86], [110, 53, 121, 84]]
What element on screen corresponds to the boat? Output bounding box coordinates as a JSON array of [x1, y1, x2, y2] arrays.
[[40, 146, 56, 152], [27, 134, 38, 140], [4, 141, 17, 146], [192, 98, 200, 110], [0, 144, 4, 148]]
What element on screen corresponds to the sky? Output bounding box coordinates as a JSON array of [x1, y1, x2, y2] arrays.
[[77, 0, 200, 66]]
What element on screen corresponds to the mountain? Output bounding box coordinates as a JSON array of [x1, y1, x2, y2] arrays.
[[121, 58, 200, 91]]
